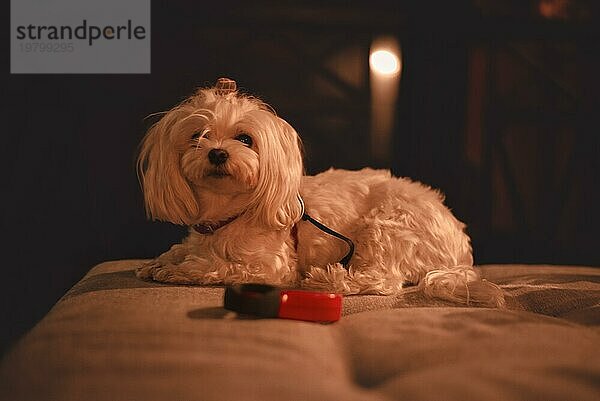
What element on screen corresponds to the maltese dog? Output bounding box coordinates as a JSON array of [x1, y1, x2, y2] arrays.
[[136, 78, 504, 307]]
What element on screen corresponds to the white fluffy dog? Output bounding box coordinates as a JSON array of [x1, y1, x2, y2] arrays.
[[136, 78, 504, 307]]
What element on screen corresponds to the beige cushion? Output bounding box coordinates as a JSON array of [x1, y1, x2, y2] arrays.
[[1, 261, 599, 401]]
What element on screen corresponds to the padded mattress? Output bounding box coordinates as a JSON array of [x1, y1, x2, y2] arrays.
[[1, 261, 599, 401]]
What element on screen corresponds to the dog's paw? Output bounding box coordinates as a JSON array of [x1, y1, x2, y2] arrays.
[[136, 258, 209, 285], [135, 259, 161, 280], [135, 260, 183, 283], [150, 264, 196, 284], [301, 264, 404, 295]]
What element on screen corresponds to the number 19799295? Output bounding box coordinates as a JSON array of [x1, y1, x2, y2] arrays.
[[19, 42, 74, 52]]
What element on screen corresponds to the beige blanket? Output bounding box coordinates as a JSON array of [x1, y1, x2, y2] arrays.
[[1, 261, 599, 401]]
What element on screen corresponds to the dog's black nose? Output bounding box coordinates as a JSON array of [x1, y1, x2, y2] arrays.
[[208, 148, 229, 165]]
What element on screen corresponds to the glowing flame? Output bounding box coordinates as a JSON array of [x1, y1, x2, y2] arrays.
[[369, 50, 400, 75]]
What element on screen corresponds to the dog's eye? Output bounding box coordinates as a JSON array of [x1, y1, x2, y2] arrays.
[[191, 131, 210, 142], [235, 133, 253, 147]]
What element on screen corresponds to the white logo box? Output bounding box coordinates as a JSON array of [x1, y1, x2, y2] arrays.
[[11, 0, 150, 74]]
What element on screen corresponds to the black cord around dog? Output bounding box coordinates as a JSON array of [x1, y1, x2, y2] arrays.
[[297, 196, 355, 269]]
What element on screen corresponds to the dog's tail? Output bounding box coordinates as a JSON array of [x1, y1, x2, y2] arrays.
[[420, 266, 505, 308]]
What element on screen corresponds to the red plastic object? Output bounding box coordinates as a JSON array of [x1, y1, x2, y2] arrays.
[[224, 284, 343, 323], [278, 290, 342, 322]]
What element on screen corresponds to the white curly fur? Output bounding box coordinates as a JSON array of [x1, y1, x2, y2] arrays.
[[136, 80, 505, 308]]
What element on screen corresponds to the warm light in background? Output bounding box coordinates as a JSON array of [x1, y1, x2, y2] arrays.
[[370, 37, 402, 166], [370, 50, 401, 75]]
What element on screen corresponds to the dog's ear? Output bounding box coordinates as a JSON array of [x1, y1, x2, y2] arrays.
[[137, 111, 199, 225], [246, 112, 304, 229]]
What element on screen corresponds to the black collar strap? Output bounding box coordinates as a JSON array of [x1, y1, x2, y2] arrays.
[[192, 215, 239, 235], [297, 196, 355, 269], [191, 197, 356, 269]]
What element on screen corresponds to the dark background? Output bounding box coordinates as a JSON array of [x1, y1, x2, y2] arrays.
[[2, 0, 599, 354]]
